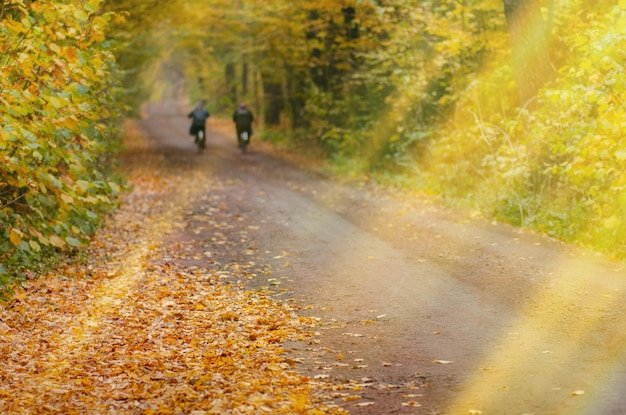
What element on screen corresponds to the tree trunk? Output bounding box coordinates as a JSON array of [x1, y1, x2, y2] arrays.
[[242, 62, 248, 96], [263, 81, 283, 126], [286, 68, 308, 129], [225, 62, 237, 105], [503, 0, 554, 107]]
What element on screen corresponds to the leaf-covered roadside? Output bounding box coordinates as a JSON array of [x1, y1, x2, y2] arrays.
[[0, 122, 346, 414]]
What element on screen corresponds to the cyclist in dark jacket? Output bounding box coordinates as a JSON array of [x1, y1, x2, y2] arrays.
[[188, 101, 210, 143], [232, 102, 254, 148]]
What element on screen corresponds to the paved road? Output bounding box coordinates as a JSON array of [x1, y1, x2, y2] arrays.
[[141, 101, 626, 415]]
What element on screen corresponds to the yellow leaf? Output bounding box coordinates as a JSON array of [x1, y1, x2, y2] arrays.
[[195, 303, 205, 311], [61, 193, 74, 204], [266, 363, 282, 371], [49, 235, 65, 248], [63, 46, 78, 62], [9, 228, 23, 246], [29, 240, 41, 252], [47, 96, 64, 109], [603, 216, 620, 229]]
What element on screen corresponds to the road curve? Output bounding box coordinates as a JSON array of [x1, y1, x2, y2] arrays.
[[140, 101, 626, 415]]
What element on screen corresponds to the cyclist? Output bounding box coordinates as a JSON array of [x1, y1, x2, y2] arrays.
[[232, 102, 254, 149], [188, 101, 210, 147]]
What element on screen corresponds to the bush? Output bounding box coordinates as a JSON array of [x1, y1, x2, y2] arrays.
[[0, 0, 126, 299]]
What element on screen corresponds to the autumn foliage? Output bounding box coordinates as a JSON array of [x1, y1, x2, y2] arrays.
[[0, 0, 125, 297]]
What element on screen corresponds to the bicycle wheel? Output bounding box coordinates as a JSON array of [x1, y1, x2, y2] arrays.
[[240, 132, 248, 154], [197, 130, 205, 152]]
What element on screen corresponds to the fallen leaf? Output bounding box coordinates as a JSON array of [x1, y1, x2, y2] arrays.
[[266, 363, 282, 371], [342, 395, 361, 402]]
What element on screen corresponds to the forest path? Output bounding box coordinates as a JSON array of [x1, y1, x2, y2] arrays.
[[3, 100, 626, 415], [140, 101, 626, 415]]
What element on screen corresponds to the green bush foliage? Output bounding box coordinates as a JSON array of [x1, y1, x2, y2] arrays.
[[0, 0, 125, 298]]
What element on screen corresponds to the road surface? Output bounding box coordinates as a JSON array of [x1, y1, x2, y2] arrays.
[[138, 100, 626, 415]]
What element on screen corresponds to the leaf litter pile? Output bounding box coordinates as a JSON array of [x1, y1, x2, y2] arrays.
[[0, 122, 347, 414]]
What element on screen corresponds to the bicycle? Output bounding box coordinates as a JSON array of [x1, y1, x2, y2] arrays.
[[240, 131, 249, 154], [195, 129, 206, 153]]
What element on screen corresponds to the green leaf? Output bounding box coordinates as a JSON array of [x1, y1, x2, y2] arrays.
[[66, 237, 82, 247], [84, 0, 100, 13], [74, 9, 89, 21]]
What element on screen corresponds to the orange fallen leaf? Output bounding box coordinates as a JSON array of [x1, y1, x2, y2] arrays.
[[342, 395, 361, 402]]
